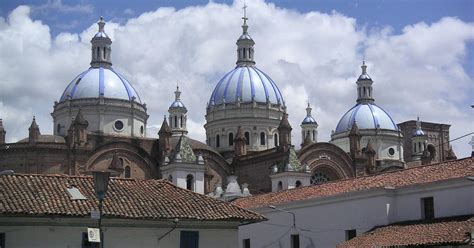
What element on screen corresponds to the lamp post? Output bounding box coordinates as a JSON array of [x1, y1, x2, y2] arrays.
[[268, 205, 296, 228], [92, 171, 111, 248]]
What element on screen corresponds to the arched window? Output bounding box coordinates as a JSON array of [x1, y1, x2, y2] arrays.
[[295, 180, 302, 188], [216, 134, 220, 148], [228, 133, 234, 146], [310, 171, 331, 185], [312, 130, 316, 141], [124, 166, 131, 178], [96, 47, 100, 59], [103, 47, 106, 59], [174, 116, 178, 128], [57, 124, 61, 133], [180, 116, 183, 128], [260, 132, 266, 146], [186, 174, 194, 191], [274, 133, 278, 147], [277, 181, 283, 191], [414, 144, 417, 153], [245, 132, 250, 145], [419, 142, 421, 152]]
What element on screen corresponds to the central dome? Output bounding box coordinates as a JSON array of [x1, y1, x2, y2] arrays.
[[59, 67, 142, 103], [208, 66, 284, 107]]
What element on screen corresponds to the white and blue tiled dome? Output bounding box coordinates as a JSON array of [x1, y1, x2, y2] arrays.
[[59, 67, 142, 103], [208, 66, 284, 107], [302, 115, 317, 124], [335, 103, 398, 133]]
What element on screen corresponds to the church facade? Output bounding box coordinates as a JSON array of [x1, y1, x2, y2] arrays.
[[0, 15, 457, 196]]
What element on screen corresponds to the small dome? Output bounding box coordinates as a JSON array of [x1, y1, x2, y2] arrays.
[[170, 100, 185, 108], [94, 31, 108, 38], [302, 116, 317, 124], [413, 129, 425, 136], [209, 66, 284, 107], [59, 67, 141, 103], [335, 103, 398, 134]]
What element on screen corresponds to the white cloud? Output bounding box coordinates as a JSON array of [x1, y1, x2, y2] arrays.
[[32, 0, 94, 14], [0, 1, 473, 158]]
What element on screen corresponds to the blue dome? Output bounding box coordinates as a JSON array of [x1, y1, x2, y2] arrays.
[[413, 129, 425, 136], [170, 100, 185, 109], [59, 67, 142, 103], [209, 66, 284, 106], [335, 103, 398, 133], [302, 116, 317, 124]]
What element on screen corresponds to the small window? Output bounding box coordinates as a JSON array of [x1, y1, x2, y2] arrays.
[[124, 166, 131, 178], [0, 233, 4, 248], [174, 116, 178, 128], [114, 120, 124, 131], [168, 174, 173, 182], [291, 234, 300, 248], [421, 197, 434, 220], [274, 133, 278, 146], [295, 180, 302, 188], [228, 133, 234, 146], [57, 123, 61, 133], [186, 174, 194, 191], [180, 116, 183, 128], [312, 130, 316, 141], [103, 47, 106, 59], [345, 229, 356, 240], [243, 238, 250, 248], [245, 132, 250, 145], [140, 126, 144, 135], [180, 231, 199, 248], [260, 132, 266, 146], [388, 148, 395, 156], [82, 232, 99, 248], [216, 135, 220, 148], [277, 181, 283, 191]]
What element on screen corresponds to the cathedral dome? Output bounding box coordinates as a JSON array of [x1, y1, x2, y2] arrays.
[[302, 116, 317, 124], [59, 67, 142, 103], [335, 103, 398, 134], [208, 66, 284, 107]]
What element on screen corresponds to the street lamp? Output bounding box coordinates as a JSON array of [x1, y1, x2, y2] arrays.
[[268, 205, 296, 228], [92, 171, 111, 248]]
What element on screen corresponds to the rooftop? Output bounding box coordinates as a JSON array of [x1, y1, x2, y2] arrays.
[[0, 174, 264, 223], [337, 215, 474, 247], [233, 157, 474, 209]]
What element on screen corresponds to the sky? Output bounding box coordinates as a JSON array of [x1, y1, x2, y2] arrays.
[[0, 0, 473, 157]]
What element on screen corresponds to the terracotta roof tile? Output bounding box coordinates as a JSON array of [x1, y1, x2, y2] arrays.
[[233, 157, 474, 209], [0, 174, 265, 222], [337, 215, 474, 247]]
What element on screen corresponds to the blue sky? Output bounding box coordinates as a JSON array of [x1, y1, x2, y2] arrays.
[[0, 0, 473, 157]]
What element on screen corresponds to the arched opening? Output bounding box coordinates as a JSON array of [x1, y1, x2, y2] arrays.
[[96, 47, 100, 59], [180, 116, 183, 128], [186, 174, 194, 191], [228, 133, 234, 146], [274, 133, 278, 147], [103, 47, 106, 59], [174, 116, 178, 128], [312, 130, 316, 141], [168, 174, 173, 182], [57, 124, 61, 133], [124, 166, 131, 178], [277, 181, 283, 191], [245, 132, 250, 145], [216, 134, 220, 148], [295, 180, 302, 188], [310, 169, 336, 185], [260, 132, 266, 146]]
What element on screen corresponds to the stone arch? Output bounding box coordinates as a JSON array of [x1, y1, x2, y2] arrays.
[[298, 142, 354, 181], [194, 148, 231, 194], [84, 141, 157, 179]]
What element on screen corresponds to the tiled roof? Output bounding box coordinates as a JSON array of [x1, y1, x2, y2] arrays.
[[337, 215, 474, 247], [0, 174, 265, 222], [233, 157, 474, 209]]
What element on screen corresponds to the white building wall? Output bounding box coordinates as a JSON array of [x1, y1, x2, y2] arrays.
[[239, 180, 474, 248], [0, 225, 237, 248]]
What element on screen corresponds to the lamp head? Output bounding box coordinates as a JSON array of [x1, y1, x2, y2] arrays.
[[92, 171, 111, 201]]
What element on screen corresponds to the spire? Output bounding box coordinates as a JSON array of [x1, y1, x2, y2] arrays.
[[159, 116, 172, 134], [356, 61, 374, 104], [349, 122, 360, 137], [73, 109, 88, 126], [0, 119, 5, 144], [28, 116, 41, 145], [236, 1, 255, 66], [108, 151, 124, 171], [90, 16, 112, 68], [174, 85, 181, 101], [306, 102, 312, 117]]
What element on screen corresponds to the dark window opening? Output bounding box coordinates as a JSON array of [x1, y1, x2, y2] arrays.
[[0, 233, 5, 248], [180, 231, 199, 248], [228, 133, 234, 146], [124, 166, 131, 178], [295, 180, 302, 188], [291, 234, 300, 248], [174, 116, 178, 128], [103, 47, 106, 59], [243, 238, 250, 248], [245, 132, 250, 145], [57, 123, 61, 133], [260, 132, 266, 146], [216, 135, 220, 148], [140, 126, 144, 134], [274, 133, 278, 146], [114, 120, 124, 130], [82, 232, 99, 248], [180, 116, 183, 128], [345, 229, 356, 240], [421, 197, 434, 220], [186, 174, 194, 191], [277, 181, 283, 191]]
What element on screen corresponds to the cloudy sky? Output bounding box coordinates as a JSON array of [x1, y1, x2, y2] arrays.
[[1, 0, 473, 157]]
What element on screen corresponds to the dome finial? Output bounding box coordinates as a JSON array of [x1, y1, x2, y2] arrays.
[[242, 0, 248, 33], [90, 16, 112, 68], [361, 60, 367, 74], [236, 0, 255, 66], [98, 16, 105, 32], [306, 102, 312, 117], [174, 84, 181, 101]]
